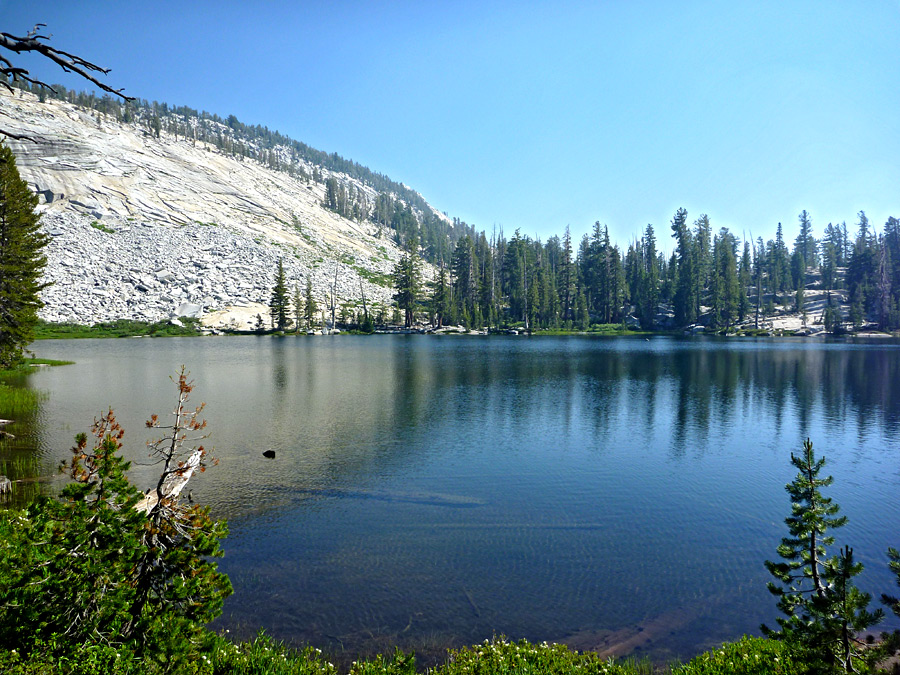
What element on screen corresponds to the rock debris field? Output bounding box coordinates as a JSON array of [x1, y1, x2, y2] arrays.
[[0, 89, 418, 330], [38, 211, 396, 329]]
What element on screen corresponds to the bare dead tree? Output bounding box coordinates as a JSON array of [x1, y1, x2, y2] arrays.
[[1, 23, 134, 140], [135, 367, 211, 517]]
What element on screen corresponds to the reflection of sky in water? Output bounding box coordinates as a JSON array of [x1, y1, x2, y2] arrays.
[[26, 336, 900, 664]]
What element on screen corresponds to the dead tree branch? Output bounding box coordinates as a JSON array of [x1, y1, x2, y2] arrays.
[[1, 23, 134, 140]]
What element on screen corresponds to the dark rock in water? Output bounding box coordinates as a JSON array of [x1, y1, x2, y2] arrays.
[[262, 450, 276, 459]]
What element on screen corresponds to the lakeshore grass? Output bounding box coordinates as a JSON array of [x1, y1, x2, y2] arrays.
[[0, 384, 46, 417], [0, 358, 71, 416], [34, 317, 202, 339]]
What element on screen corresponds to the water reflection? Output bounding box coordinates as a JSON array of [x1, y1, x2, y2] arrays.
[[0, 369, 51, 507], [26, 336, 900, 664]]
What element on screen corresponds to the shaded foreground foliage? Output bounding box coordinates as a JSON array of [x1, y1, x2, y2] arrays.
[[0, 370, 230, 672]]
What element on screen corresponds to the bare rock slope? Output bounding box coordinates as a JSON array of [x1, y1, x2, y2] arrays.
[[1, 89, 425, 329]]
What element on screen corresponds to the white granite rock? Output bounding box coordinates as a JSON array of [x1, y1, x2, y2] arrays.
[[1, 89, 439, 328]]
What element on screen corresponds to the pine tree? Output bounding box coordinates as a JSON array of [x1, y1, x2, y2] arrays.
[[268, 258, 290, 331], [795, 210, 817, 270], [821, 232, 838, 297], [877, 236, 892, 331], [739, 239, 752, 322], [304, 277, 317, 331], [822, 546, 884, 673], [431, 263, 449, 328], [559, 226, 574, 322], [694, 214, 712, 318], [712, 228, 739, 329], [0, 374, 231, 669], [823, 298, 841, 333], [754, 237, 766, 328], [775, 222, 792, 293], [790, 248, 805, 292], [504, 230, 529, 323], [763, 439, 882, 673], [883, 547, 900, 618], [292, 283, 304, 333], [451, 236, 475, 320], [671, 208, 696, 326], [641, 224, 659, 329], [0, 144, 49, 368], [847, 211, 877, 319], [764, 440, 844, 619], [575, 286, 590, 330], [392, 237, 421, 328]]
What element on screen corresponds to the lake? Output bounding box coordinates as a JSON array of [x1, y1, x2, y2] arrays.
[[19, 335, 900, 664]]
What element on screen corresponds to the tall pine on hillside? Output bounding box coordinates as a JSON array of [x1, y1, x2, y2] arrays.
[[268, 258, 290, 331], [0, 144, 48, 367], [393, 237, 421, 328], [304, 277, 318, 331]]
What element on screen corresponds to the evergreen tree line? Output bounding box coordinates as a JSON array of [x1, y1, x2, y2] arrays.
[[267, 259, 392, 334], [7, 79, 469, 266], [394, 208, 900, 332]]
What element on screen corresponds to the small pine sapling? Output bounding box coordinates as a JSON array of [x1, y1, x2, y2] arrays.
[[763, 439, 882, 673]]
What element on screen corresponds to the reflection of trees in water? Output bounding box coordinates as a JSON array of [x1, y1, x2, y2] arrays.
[[0, 371, 49, 506], [567, 342, 900, 457], [377, 339, 900, 461], [207, 337, 900, 516]]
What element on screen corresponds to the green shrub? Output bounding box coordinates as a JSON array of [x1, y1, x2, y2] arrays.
[[435, 637, 652, 675], [0, 372, 231, 672], [89, 220, 116, 234], [0, 641, 153, 674], [671, 636, 802, 675], [207, 632, 338, 675], [350, 649, 415, 675]]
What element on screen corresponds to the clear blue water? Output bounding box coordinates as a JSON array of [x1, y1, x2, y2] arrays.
[[27, 335, 900, 663]]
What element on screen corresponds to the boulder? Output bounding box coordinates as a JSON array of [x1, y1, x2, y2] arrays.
[[175, 302, 203, 318]]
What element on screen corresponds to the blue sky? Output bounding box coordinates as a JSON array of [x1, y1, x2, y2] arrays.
[[4, 1, 899, 249]]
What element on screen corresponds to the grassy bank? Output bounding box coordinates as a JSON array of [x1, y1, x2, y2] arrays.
[[34, 318, 202, 339], [0, 358, 71, 413]]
